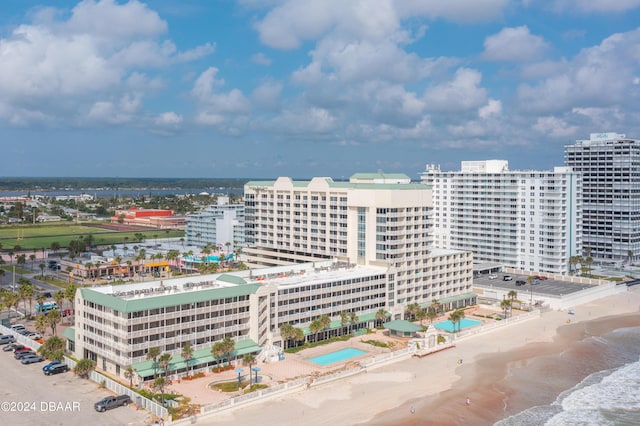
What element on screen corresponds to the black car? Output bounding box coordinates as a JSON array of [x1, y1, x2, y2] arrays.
[[44, 364, 70, 376], [515, 280, 526, 286]]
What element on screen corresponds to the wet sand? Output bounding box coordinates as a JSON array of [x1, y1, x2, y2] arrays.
[[369, 312, 640, 426]]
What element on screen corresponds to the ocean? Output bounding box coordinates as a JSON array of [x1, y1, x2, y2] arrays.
[[496, 325, 640, 426]]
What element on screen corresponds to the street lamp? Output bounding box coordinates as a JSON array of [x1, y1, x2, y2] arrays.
[[235, 368, 244, 388]]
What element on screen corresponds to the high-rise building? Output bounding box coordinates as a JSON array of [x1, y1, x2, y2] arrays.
[[420, 161, 582, 274], [185, 196, 244, 251], [565, 132, 640, 263], [243, 173, 475, 318]]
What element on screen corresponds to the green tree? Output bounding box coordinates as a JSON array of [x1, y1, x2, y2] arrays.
[[65, 284, 77, 315], [221, 337, 235, 367], [36, 293, 45, 317], [426, 309, 437, 324], [181, 343, 195, 377], [47, 309, 62, 335], [158, 353, 172, 378], [39, 262, 46, 278], [448, 310, 461, 334], [50, 242, 61, 255], [348, 312, 359, 335], [508, 290, 518, 301], [146, 347, 161, 379], [501, 299, 512, 319], [415, 308, 427, 327], [74, 358, 96, 378], [35, 315, 48, 336], [211, 341, 225, 371], [243, 353, 256, 386], [124, 366, 136, 388], [153, 377, 166, 403], [375, 308, 388, 325], [37, 335, 65, 361], [405, 303, 420, 320]]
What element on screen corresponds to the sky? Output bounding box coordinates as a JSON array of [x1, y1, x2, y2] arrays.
[[1, 0, 640, 179]]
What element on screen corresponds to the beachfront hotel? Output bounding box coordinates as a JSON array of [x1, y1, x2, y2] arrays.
[[69, 258, 474, 380], [243, 173, 475, 318], [564, 132, 640, 264], [420, 161, 582, 274], [185, 196, 245, 250]]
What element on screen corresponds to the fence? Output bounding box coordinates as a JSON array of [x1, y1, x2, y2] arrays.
[[0, 324, 169, 422]]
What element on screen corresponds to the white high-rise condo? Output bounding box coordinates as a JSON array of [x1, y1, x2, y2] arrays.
[[421, 161, 582, 274], [185, 196, 245, 251], [565, 133, 640, 264]]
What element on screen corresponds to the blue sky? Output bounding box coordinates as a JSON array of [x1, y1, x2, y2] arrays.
[[1, 0, 639, 179]]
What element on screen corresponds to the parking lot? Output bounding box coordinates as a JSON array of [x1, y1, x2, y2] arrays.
[[0, 341, 151, 426], [474, 272, 597, 296]]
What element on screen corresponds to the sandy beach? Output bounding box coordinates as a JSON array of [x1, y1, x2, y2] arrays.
[[202, 287, 640, 426]]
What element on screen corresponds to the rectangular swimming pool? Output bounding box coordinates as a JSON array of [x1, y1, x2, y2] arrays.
[[434, 318, 482, 332], [308, 348, 367, 366]]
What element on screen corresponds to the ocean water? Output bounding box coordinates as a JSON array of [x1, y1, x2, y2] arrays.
[[497, 326, 640, 426]]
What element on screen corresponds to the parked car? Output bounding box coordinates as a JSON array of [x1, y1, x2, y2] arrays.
[[21, 355, 45, 364], [10, 324, 26, 332], [18, 329, 32, 336], [94, 395, 132, 412], [3, 343, 24, 352], [43, 361, 62, 371], [44, 364, 70, 376], [15, 350, 37, 360], [488, 274, 498, 279], [27, 333, 42, 340], [0, 335, 16, 345], [515, 280, 526, 286], [503, 275, 513, 281], [14, 347, 32, 354]]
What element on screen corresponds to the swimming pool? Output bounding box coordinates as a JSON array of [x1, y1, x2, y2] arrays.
[[308, 348, 367, 366], [434, 318, 482, 332]]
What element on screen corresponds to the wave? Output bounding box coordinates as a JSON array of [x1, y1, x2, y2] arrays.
[[496, 326, 640, 426]]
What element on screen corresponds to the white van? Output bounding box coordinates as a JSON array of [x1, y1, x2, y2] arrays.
[[10, 324, 26, 331]]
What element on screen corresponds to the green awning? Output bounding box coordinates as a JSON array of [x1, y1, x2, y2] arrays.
[[383, 320, 422, 333], [62, 327, 75, 342], [132, 339, 261, 377]]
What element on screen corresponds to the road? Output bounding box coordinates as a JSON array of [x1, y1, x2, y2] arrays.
[[0, 344, 153, 426]]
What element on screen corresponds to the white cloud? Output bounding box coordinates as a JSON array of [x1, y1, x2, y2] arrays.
[[424, 68, 487, 112], [517, 28, 640, 113], [86, 93, 141, 124], [0, 0, 213, 127], [552, 0, 640, 13], [192, 67, 249, 128], [251, 52, 272, 66], [255, 0, 508, 49], [483, 26, 547, 62], [479, 99, 502, 118], [251, 80, 283, 110], [155, 112, 183, 126], [269, 107, 337, 134], [532, 116, 578, 138]]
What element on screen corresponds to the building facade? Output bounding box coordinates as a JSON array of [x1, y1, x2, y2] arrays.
[[565, 132, 640, 263], [421, 161, 582, 274], [70, 259, 475, 381], [243, 173, 475, 318], [185, 196, 245, 250]]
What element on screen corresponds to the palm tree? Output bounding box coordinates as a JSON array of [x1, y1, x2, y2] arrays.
[[211, 341, 225, 371], [348, 312, 359, 335], [146, 347, 161, 379], [39, 263, 46, 278], [405, 303, 420, 321], [23, 282, 34, 319], [426, 309, 437, 324], [456, 309, 466, 332], [158, 353, 172, 378], [124, 366, 136, 388], [36, 293, 45, 317], [309, 320, 323, 343], [74, 358, 96, 378], [340, 312, 348, 334], [375, 308, 388, 325], [500, 299, 512, 319], [47, 309, 62, 335], [65, 284, 77, 316], [54, 290, 65, 312], [430, 299, 441, 315], [448, 310, 460, 334], [29, 254, 36, 270], [508, 290, 518, 301], [181, 343, 195, 377], [319, 314, 331, 338], [153, 377, 166, 403], [279, 323, 295, 349], [50, 242, 61, 256], [35, 315, 48, 337], [243, 354, 256, 386], [415, 308, 427, 327], [221, 337, 235, 367]]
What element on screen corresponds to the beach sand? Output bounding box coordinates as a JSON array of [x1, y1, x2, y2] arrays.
[[208, 287, 640, 426]]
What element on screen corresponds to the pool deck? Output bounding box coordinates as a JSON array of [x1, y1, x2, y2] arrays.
[[165, 305, 511, 408]]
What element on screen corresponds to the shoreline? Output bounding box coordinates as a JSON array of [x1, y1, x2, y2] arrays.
[[370, 312, 640, 426], [208, 288, 640, 426]]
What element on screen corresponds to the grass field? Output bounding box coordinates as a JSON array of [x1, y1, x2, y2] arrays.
[[0, 223, 184, 250]]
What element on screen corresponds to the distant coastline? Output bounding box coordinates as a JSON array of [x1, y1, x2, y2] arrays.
[[0, 177, 253, 192]]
